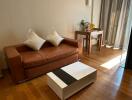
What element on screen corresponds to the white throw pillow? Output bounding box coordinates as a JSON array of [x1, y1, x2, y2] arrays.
[[24, 31, 46, 50], [46, 31, 64, 46]]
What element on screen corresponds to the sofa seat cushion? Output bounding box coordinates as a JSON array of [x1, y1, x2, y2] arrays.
[[20, 51, 46, 68], [39, 43, 78, 63], [21, 43, 78, 69]]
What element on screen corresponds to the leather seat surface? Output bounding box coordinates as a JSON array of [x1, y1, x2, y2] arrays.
[[21, 43, 78, 69]]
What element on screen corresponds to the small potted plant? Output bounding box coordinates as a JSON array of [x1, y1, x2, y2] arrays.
[[80, 20, 88, 31]]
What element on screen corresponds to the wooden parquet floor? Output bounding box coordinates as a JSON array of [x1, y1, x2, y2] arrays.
[[0, 47, 132, 100]]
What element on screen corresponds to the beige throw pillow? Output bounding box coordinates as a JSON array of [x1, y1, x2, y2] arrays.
[[24, 31, 46, 50], [46, 31, 64, 46]]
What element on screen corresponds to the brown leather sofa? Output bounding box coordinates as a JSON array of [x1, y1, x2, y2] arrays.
[[4, 38, 80, 83]]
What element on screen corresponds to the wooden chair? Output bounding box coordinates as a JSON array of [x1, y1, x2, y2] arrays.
[[83, 28, 103, 53], [75, 28, 103, 54]]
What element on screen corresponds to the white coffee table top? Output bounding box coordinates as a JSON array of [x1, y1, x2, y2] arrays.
[[61, 62, 96, 80], [47, 61, 97, 89]]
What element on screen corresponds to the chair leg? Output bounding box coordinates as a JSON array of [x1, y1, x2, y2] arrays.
[[83, 38, 85, 50], [83, 39, 84, 48], [83, 38, 87, 51], [98, 34, 103, 51], [98, 39, 100, 51], [88, 35, 91, 54]]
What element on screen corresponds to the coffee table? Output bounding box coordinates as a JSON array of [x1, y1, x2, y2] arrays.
[[47, 62, 97, 100]]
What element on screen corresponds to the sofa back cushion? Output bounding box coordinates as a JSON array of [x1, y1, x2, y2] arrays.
[[15, 41, 53, 53], [16, 45, 33, 53], [41, 41, 54, 48], [15, 39, 77, 53]]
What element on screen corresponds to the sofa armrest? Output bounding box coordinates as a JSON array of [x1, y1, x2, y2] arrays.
[[63, 37, 83, 58], [63, 37, 79, 47], [4, 47, 25, 83], [4, 47, 20, 58]]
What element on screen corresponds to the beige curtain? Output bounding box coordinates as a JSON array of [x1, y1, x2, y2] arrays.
[[99, 0, 112, 43], [123, 1, 132, 50], [99, 0, 131, 49], [114, 0, 131, 49]]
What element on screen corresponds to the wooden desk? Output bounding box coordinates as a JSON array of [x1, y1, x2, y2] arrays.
[[75, 29, 103, 54]]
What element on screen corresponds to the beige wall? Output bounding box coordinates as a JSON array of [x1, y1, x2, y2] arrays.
[[93, 0, 102, 27], [0, 0, 101, 68]]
